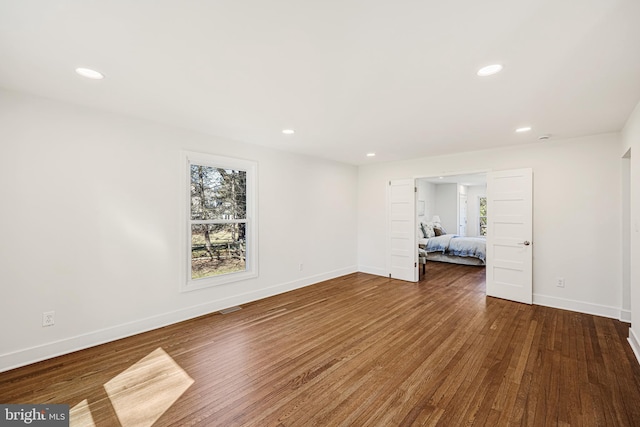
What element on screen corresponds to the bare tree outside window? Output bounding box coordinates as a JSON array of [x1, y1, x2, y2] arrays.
[[479, 196, 487, 236], [190, 165, 247, 279]]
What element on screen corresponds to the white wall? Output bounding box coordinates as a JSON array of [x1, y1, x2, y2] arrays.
[[622, 100, 640, 363], [358, 133, 623, 319], [434, 184, 457, 233], [0, 89, 358, 371]]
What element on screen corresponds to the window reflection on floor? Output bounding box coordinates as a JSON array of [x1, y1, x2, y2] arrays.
[[70, 348, 194, 427]]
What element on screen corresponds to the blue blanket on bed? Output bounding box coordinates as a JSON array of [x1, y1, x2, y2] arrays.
[[424, 235, 454, 253], [424, 235, 486, 262]]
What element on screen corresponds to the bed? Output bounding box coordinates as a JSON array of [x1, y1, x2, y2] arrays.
[[418, 234, 486, 266]]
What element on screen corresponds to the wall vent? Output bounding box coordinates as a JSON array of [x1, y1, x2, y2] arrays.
[[219, 306, 242, 315]]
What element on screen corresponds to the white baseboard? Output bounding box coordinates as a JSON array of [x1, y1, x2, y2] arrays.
[[355, 276, 626, 320], [0, 266, 357, 373], [629, 328, 640, 366], [357, 265, 387, 277], [533, 293, 622, 320]]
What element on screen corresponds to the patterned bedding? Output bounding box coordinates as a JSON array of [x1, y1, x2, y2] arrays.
[[423, 235, 486, 263]]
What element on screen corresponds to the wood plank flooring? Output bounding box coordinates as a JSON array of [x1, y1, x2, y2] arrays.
[[2, 263, 640, 426]]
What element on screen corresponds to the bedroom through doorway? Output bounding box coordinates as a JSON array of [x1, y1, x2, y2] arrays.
[[414, 169, 533, 304], [416, 173, 488, 273]]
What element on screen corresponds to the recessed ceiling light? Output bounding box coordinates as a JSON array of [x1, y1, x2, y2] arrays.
[[515, 126, 532, 133], [75, 67, 105, 80], [477, 64, 503, 77], [282, 129, 295, 135], [439, 177, 444, 180], [366, 152, 376, 157]]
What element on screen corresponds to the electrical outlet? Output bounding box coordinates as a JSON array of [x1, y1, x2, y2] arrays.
[[43, 311, 55, 327], [556, 277, 565, 288]]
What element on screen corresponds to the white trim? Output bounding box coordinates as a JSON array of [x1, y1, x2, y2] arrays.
[[181, 151, 258, 292], [413, 168, 490, 181], [358, 265, 388, 277], [533, 293, 622, 319], [620, 309, 632, 323], [0, 266, 357, 373], [629, 328, 640, 366]]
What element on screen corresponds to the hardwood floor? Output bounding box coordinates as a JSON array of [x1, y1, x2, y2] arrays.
[[2, 263, 640, 426]]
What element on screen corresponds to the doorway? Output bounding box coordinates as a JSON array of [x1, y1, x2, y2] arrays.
[[411, 169, 533, 304], [416, 173, 487, 239]]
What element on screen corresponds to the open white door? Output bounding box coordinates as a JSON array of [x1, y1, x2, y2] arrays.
[[458, 193, 468, 236], [486, 168, 533, 304], [387, 179, 417, 282]]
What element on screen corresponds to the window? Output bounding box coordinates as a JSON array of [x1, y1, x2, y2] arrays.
[[182, 152, 257, 291], [479, 196, 487, 236]]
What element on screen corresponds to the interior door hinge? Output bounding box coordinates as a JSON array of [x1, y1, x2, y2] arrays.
[[414, 262, 417, 267], [415, 187, 417, 193], [389, 273, 391, 278]]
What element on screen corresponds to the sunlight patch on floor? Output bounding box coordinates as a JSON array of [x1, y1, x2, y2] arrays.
[[102, 347, 194, 427], [70, 399, 96, 427]]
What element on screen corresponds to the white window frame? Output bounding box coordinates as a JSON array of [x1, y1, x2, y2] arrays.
[[181, 151, 258, 292]]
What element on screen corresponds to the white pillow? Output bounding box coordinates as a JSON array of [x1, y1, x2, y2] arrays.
[[421, 222, 435, 238]]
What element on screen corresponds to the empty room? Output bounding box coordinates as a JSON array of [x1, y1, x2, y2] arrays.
[[1, 1, 640, 426]]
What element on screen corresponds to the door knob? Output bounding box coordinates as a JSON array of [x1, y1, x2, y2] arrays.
[[523, 241, 531, 246]]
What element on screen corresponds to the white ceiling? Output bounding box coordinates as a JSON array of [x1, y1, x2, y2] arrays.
[[1, 1, 639, 165]]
